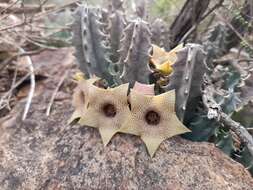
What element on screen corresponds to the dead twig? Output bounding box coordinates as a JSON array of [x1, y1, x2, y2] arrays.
[[46, 71, 68, 116], [11, 30, 58, 49], [202, 74, 253, 158], [6, 66, 18, 110], [0, 21, 26, 32], [20, 48, 35, 121], [0, 0, 78, 32], [213, 58, 249, 78], [220, 112, 253, 156], [34, 0, 79, 19], [179, 0, 224, 43], [214, 11, 253, 51], [0, 72, 30, 110], [0, 3, 55, 14], [0, 48, 47, 71], [0, 0, 19, 14], [38, 0, 50, 11]]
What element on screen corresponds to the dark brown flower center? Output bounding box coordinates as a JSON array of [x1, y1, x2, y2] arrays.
[[102, 103, 117, 117], [145, 110, 160, 125]]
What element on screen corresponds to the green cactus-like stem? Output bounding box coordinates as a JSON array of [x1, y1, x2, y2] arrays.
[[167, 44, 207, 122], [108, 10, 126, 63], [150, 19, 164, 47], [72, 5, 113, 84], [119, 19, 152, 86], [238, 72, 253, 105]]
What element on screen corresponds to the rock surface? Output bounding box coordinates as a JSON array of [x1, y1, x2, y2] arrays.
[[0, 48, 252, 190], [0, 96, 253, 190]]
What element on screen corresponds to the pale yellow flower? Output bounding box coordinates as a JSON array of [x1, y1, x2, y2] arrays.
[[68, 77, 99, 124], [120, 89, 190, 157], [79, 83, 131, 146], [150, 44, 183, 75]]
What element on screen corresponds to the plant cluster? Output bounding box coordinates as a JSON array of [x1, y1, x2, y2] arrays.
[[70, 77, 190, 157], [71, 0, 253, 174]]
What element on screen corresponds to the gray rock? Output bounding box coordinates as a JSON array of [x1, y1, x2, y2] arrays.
[[0, 95, 252, 190]]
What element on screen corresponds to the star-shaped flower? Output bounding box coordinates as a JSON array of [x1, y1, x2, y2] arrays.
[[120, 89, 190, 157], [78, 83, 130, 146], [69, 77, 99, 124], [150, 44, 183, 75]]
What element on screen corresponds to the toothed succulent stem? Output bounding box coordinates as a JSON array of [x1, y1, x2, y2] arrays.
[[238, 72, 253, 105], [167, 44, 207, 122], [72, 5, 114, 85], [150, 19, 169, 50], [119, 19, 152, 86], [108, 10, 126, 63], [109, 0, 124, 11]]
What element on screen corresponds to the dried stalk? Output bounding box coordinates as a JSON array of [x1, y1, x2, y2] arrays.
[[0, 72, 30, 110], [46, 71, 68, 116], [20, 48, 35, 121], [0, 0, 78, 32], [213, 58, 249, 78], [0, 48, 47, 71], [179, 0, 225, 43], [202, 75, 253, 157], [0, 0, 19, 14], [0, 3, 55, 14]]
